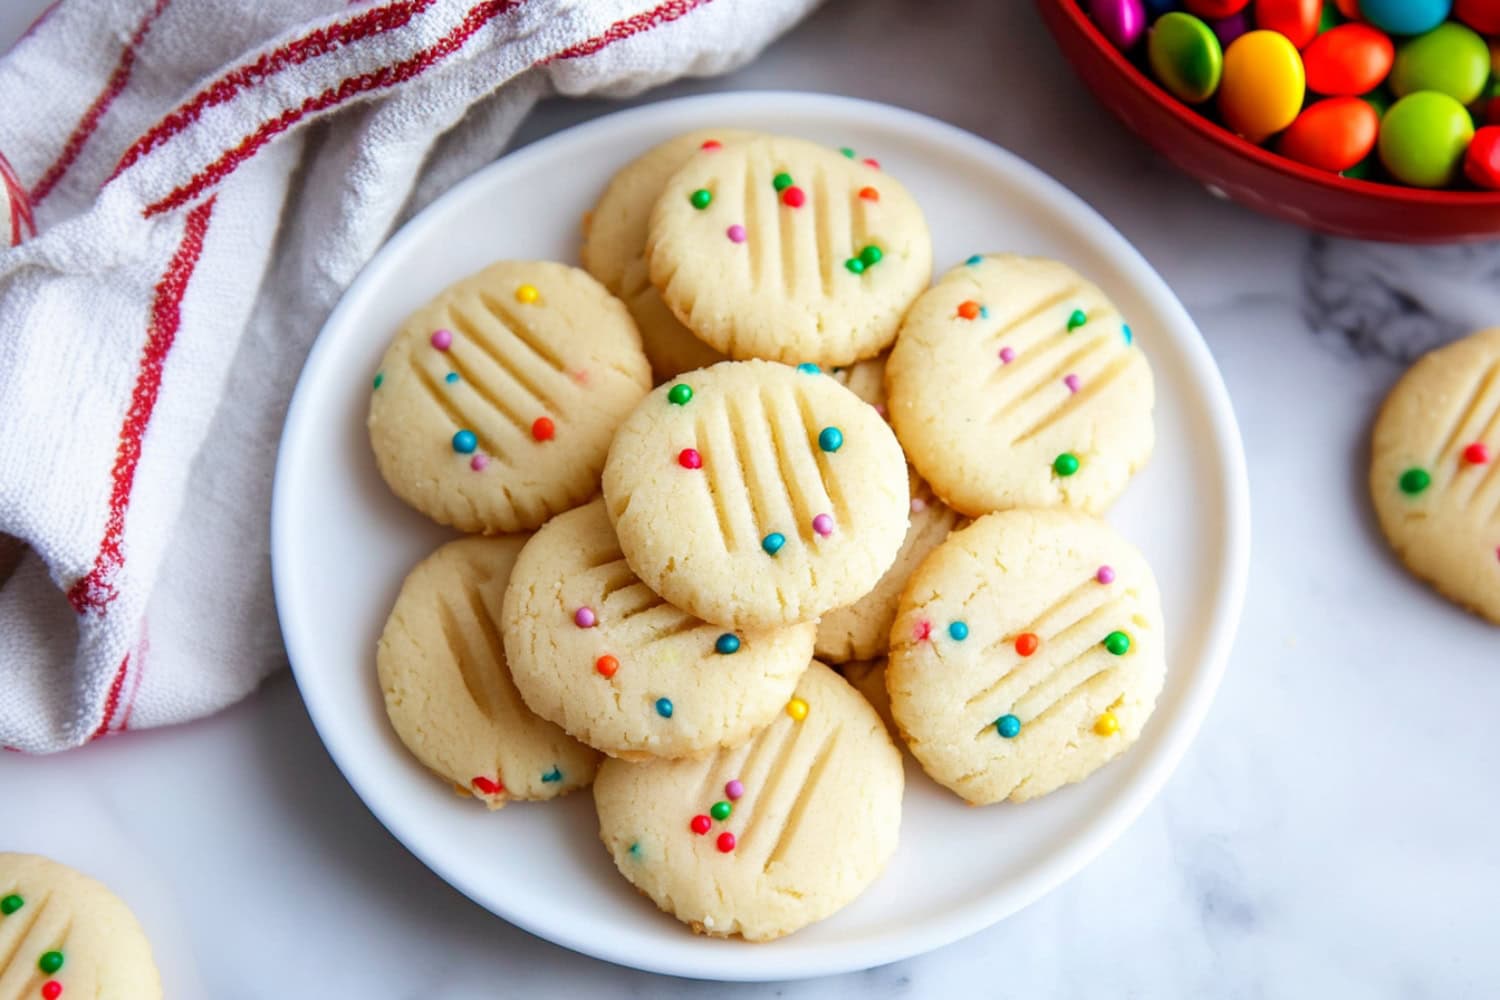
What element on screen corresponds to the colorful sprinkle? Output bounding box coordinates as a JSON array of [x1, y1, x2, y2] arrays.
[[772, 172, 793, 191], [786, 697, 809, 721], [1064, 374, 1081, 394], [1067, 309, 1087, 331], [957, 300, 981, 320], [818, 426, 844, 452], [999, 346, 1016, 364], [1015, 633, 1039, 657], [996, 714, 1022, 739], [715, 633, 741, 655], [430, 329, 453, 351], [373, 372, 384, 389], [574, 607, 597, 628], [41, 984, 61, 1000], [1399, 468, 1431, 495], [595, 654, 619, 678], [863, 157, 880, 169], [762, 532, 786, 555], [725, 779, 744, 800], [656, 697, 674, 719], [710, 800, 732, 821], [726, 223, 746, 243], [668, 383, 693, 405], [515, 284, 539, 304], [1053, 452, 1080, 477], [541, 767, 563, 783], [690, 188, 712, 209], [531, 416, 555, 442], [845, 257, 866, 274], [1122, 324, 1134, 345], [629, 841, 642, 857], [469, 454, 489, 472], [701, 139, 722, 151], [859, 245, 882, 266], [781, 186, 806, 208], [471, 776, 504, 796], [910, 497, 927, 513], [914, 619, 933, 642], [1, 895, 21, 915], [1096, 565, 1116, 585], [678, 448, 703, 469], [1094, 711, 1120, 736], [858, 186, 879, 201], [716, 832, 737, 853], [797, 363, 821, 374], [840, 146, 856, 158], [1463, 442, 1491, 465], [948, 620, 969, 641], [812, 513, 835, 537], [691, 814, 712, 835], [1104, 631, 1132, 656], [445, 371, 459, 384], [451, 430, 477, 454], [980, 306, 990, 319], [966, 254, 983, 265]]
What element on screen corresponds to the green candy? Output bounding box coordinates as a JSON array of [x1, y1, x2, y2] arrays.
[[772, 172, 793, 192], [1391, 23, 1490, 105], [1379, 92, 1474, 188], [1148, 13, 1223, 105]]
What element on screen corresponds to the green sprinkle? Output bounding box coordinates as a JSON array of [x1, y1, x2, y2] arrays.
[[628, 841, 642, 858], [772, 172, 794, 192], [859, 244, 882, 267], [1067, 309, 1088, 331], [1104, 631, 1131, 656], [690, 188, 712, 210], [1053, 452, 1080, 477], [0, 895, 22, 915], [372, 372, 384, 390], [39, 951, 62, 974], [840, 146, 855, 158], [845, 257, 865, 274], [711, 800, 732, 821], [667, 383, 693, 406], [1399, 468, 1431, 495]]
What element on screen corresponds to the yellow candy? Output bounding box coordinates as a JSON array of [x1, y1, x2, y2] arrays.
[[786, 697, 809, 721], [1094, 711, 1120, 737], [1219, 30, 1306, 144], [515, 284, 540, 304]]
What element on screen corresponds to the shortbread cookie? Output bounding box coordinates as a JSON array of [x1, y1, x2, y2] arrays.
[[1371, 326, 1500, 623], [837, 658, 896, 736], [593, 662, 903, 941], [378, 536, 599, 807], [887, 254, 1154, 517], [647, 135, 932, 366], [502, 501, 815, 759], [816, 472, 963, 662], [0, 853, 162, 1000], [888, 509, 1166, 804], [582, 130, 757, 381], [602, 359, 910, 628], [368, 260, 651, 533]]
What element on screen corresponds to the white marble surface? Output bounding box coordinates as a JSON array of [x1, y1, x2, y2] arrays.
[[3, 1, 1499, 996]]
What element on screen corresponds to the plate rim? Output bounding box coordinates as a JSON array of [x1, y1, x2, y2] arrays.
[[270, 89, 1251, 982]]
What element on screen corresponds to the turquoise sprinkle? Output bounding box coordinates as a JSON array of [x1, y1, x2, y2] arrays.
[[979, 306, 989, 319], [948, 621, 969, 641], [996, 714, 1021, 739], [445, 371, 459, 384], [655, 697, 674, 718], [796, 363, 821, 374], [817, 426, 844, 453], [1122, 324, 1134, 346], [541, 766, 562, 783], [762, 532, 786, 556], [715, 633, 741, 655], [629, 841, 642, 858], [451, 429, 477, 454], [965, 254, 983, 266]]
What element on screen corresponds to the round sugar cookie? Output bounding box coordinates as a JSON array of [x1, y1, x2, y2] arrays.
[[602, 359, 910, 629], [502, 500, 815, 759], [368, 260, 651, 533], [887, 254, 1154, 517], [593, 662, 903, 941], [378, 536, 600, 807], [582, 129, 758, 381], [646, 135, 933, 366], [816, 472, 964, 663], [1371, 326, 1500, 623], [0, 853, 161, 1000], [837, 658, 896, 736], [887, 509, 1166, 805]]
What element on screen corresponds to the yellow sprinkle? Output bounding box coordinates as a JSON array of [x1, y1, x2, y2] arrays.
[[1094, 711, 1119, 737], [516, 284, 540, 304], [786, 697, 809, 722]]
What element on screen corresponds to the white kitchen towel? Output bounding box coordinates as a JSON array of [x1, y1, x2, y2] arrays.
[[0, 0, 819, 753]]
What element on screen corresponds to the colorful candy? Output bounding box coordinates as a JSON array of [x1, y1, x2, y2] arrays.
[[786, 697, 809, 721], [1219, 31, 1305, 142], [1186, 0, 1250, 16], [1379, 91, 1474, 186], [1391, 22, 1489, 103], [1358, 0, 1451, 36], [1456, 0, 1500, 33], [1090, 0, 1148, 48], [1303, 24, 1395, 96], [1254, 0, 1321, 48], [1149, 12, 1225, 103], [1399, 467, 1432, 494], [1280, 97, 1380, 171], [1465, 126, 1500, 188]]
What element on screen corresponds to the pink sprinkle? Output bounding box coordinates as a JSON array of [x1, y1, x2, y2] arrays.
[[725, 779, 744, 800], [430, 329, 453, 351], [469, 454, 489, 472], [863, 157, 880, 169], [1064, 374, 1081, 393], [812, 513, 834, 537], [999, 346, 1016, 364], [727, 223, 747, 243], [1096, 565, 1116, 585], [914, 619, 932, 642], [574, 607, 596, 629], [910, 497, 927, 513], [873, 402, 887, 417], [572, 369, 590, 384]]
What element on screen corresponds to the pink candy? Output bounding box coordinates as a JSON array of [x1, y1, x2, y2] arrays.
[[1088, 0, 1146, 49]]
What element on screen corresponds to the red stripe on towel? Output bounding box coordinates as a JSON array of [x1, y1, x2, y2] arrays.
[[544, 0, 715, 62]]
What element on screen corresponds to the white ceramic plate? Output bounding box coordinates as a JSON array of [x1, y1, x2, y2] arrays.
[[271, 92, 1250, 981]]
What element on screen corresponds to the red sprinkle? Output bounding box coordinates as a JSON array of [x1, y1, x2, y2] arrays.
[[862, 157, 880, 169], [957, 300, 981, 320], [913, 619, 932, 642], [1015, 633, 1039, 657], [858, 186, 879, 201], [42, 984, 61, 1000], [472, 776, 504, 796], [701, 139, 722, 151], [781, 186, 806, 208], [716, 832, 736, 853], [678, 448, 703, 469], [595, 655, 619, 679], [1463, 442, 1491, 465], [691, 815, 712, 835], [531, 417, 555, 442]]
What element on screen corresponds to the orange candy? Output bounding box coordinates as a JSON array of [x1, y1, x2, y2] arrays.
[[1303, 23, 1394, 97], [1255, 0, 1321, 49], [1279, 97, 1380, 173]]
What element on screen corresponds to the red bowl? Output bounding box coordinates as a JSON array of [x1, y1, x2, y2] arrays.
[[1037, 0, 1500, 243]]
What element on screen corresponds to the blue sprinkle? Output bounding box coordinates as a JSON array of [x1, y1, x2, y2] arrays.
[[796, 363, 821, 374], [445, 371, 460, 384], [996, 714, 1021, 739], [818, 426, 844, 453], [761, 532, 786, 556], [541, 766, 562, 783], [1122, 324, 1133, 346], [715, 633, 741, 655], [655, 697, 674, 719], [979, 306, 989, 319], [451, 429, 477, 454], [965, 254, 983, 266], [948, 620, 969, 641]]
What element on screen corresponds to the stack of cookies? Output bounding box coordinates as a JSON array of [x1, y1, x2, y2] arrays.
[[366, 129, 1164, 941]]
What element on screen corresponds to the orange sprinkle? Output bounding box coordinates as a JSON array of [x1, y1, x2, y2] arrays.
[[1015, 633, 1039, 657], [858, 186, 879, 201], [957, 300, 981, 320], [595, 655, 619, 678], [531, 416, 555, 442]]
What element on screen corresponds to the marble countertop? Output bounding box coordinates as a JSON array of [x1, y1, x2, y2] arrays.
[[3, 1, 1497, 996]]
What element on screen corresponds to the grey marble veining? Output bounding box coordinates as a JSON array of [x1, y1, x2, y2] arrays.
[[1, 1, 1497, 997]]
